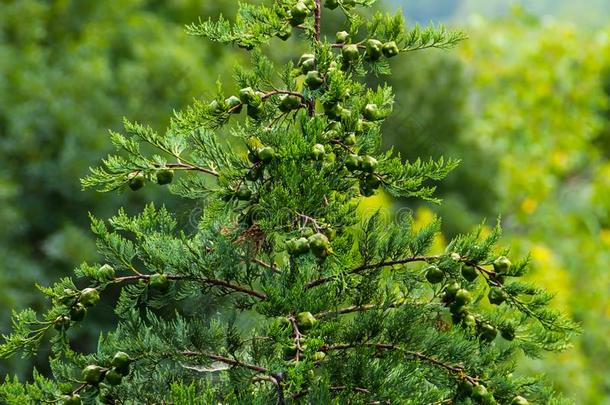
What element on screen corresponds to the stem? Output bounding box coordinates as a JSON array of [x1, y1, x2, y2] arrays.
[[306, 255, 439, 289], [182, 350, 268, 373], [160, 162, 219, 177], [114, 274, 267, 300], [288, 315, 304, 362], [182, 351, 285, 404], [325, 343, 479, 385], [314, 0, 321, 42], [315, 302, 404, 319]]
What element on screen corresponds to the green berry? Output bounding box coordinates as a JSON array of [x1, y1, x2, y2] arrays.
[[112, 351, 132, 374], [343, 133, 356, 146], [225, 95, 242, 113], [323, 151, 336, 164], [488, 287, 506, 305], [236, 188, 252, 201], [311, 144, 326, 160], [360, 155, 378, 173], [128, 174, 145, 191], [288, 237, 310, 256], [312, 351, 326, 361], [472, 384, 488, 400], [511, 396, 529, 405], [104, 368, 123, 386], [257, 146, 276, 162], [69, 303, 87, 322], [296, 311, 317, 330], [444, 281, 460, 298], [308, 233, 330, 255], [300, 227, 315, 237], [149, 273, 170, 292], [336, 31, 350, 44], [98, 264, 115, 281], [301, 58, 316, 74], [365, 39, 383, 61], [454, 289, 472, 306], [363, 173, 381, 190], [345, 154, 360, 171], [363, 104, 380, 121], [450, 304, 467, 323], [382, 41, 400, 58], [239, 87, 256, 104], [463, 314, 477, 327], [461, 265, 478, 282], [290, 2, 309, 26], [298, 53, 315, 67], [501, 326, 516, 341], [79, 288, 100, 307], [61, 394, 82, 405], [305, 70, 324, 89], [493, 256, 511, 274], [478, 323, 498, 342], [425, 265, 444, 284], [54, 315, 70, 331], [82, 365, 103, 385], [279, 94, 302, 112], [59, 289, 77, 305], [342, 44, 359, 62], [209, 99, 222, 112]]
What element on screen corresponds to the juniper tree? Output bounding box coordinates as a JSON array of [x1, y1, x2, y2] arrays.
[[0, 1, 578, 404]]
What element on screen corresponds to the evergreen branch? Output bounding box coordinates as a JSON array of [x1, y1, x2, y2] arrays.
[[182, 350, 286, 404], [163, 162, 220, 177], [315, 302, 403, 319], [326, 343, 479, 385], [287, 315, 304, 362], [314, 0, 321, 42], [306, 255, 439, 289], [181, 350, 268, 374], [114, 274, 267, 300]]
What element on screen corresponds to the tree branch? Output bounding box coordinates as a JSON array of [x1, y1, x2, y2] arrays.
[[306, 256, 439, 289], [325, 343, 479, 385], [114, 274, 267, 300], [314, 0, 321, 42], [315, 302, 403, 319]]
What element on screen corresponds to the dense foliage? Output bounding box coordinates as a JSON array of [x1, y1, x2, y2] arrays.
[[0, 0, 238, 376], [459, 12, 610, 402], [0, 1, 580, 404]]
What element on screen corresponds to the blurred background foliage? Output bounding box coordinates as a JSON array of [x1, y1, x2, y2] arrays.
[[1, 0, 609, 403]]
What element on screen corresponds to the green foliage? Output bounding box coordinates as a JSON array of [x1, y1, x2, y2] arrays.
[[458, 11, 610, 403], [0, 0, 238, 376], [0, 1, 577, 404]]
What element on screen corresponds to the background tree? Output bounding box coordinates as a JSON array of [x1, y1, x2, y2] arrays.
[[458, 12, 610, 402], [0, 1, 579, 404], [0, 0, 239, 377]]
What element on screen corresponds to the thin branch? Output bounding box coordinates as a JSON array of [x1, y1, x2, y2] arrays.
[[306, 255, 439, 289], [288, 315, 304, 362], [181, 350, 268, 374], [325, 343, 479, 385], [113, 274, 267, 300], [314, 0, 321, 42], [160, 162, 219, 177], [315, 302, 402, 319]]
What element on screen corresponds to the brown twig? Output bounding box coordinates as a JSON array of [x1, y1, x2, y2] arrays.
[[306, 255, 439, 289], [113, 274, 267, 300]]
